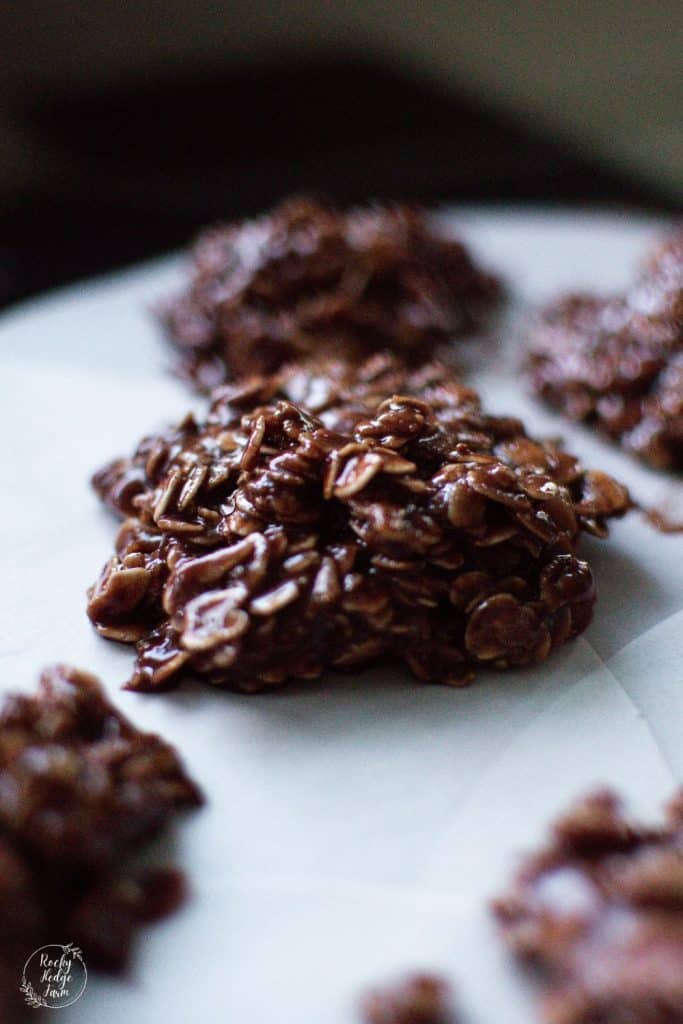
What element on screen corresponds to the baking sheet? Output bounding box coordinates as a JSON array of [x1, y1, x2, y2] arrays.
[[1, 209, 681, 1023]]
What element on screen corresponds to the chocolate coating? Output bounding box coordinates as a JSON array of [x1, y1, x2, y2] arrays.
[[494, 789, 683, 1023], [87, 356, 629, 694], [528, 228, 683, 470], [159, 197, 500, 390]]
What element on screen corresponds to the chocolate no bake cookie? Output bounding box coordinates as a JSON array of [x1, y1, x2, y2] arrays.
[[493, 789, 683, 1024], [159, 197, 500, 389], [361, 974, 457, 1024], [87, 355, 629, 693], [527, 228, 683, 470], [0, 665, 201, 987]]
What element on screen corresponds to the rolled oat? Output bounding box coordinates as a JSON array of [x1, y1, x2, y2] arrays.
[[88, 356, 629, 693], [0, 665, 201, 978], [493, 789, 683, 1023], [527, 228, 683, 470], [159, 197, 500, 389]]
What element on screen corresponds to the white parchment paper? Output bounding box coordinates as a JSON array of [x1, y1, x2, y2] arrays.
[[1, 210, 680, 1023]]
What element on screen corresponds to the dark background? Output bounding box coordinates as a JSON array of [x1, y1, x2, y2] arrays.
[[1, 2, 681, 310]]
